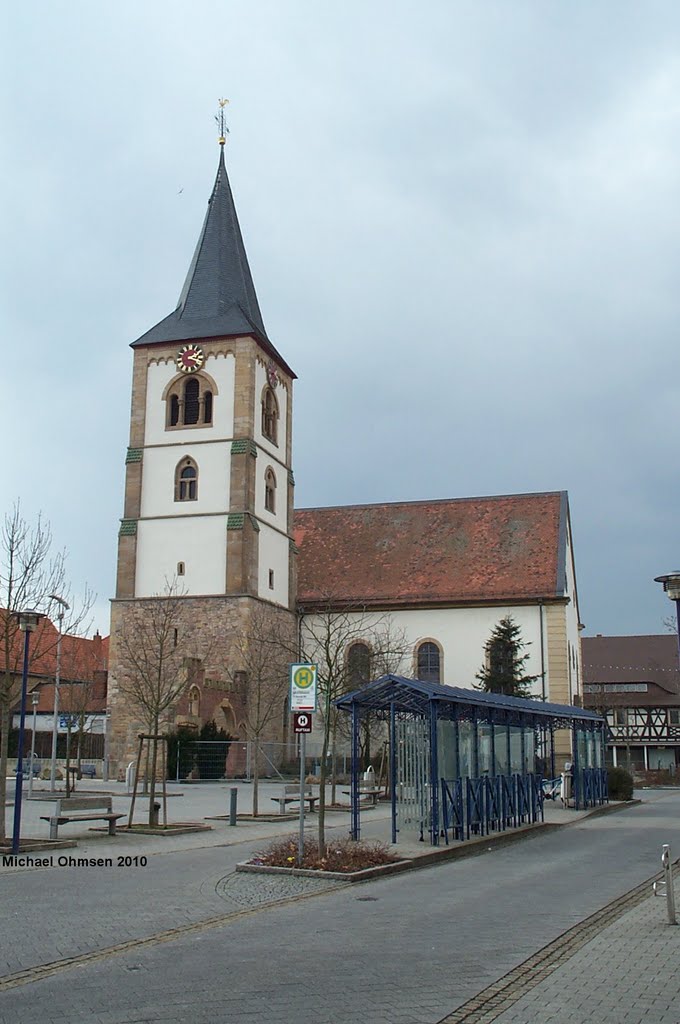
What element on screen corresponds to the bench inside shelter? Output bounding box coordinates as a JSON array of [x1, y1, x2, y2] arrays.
[[40, 796, 124, 840], [271, 784, 318, 814]]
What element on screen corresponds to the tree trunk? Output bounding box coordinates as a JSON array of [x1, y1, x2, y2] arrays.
[[0, 702, 9, 842], [149, 715, 159, 826], [252, 739, 260, 817], [330, 717, 338, 806]]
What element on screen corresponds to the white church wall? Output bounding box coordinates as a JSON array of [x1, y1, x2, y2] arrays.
[[257, 523, 289, 606], [140, 443, 231, 518], [144, 352, 235, 446], [254, 360, 287, 460], [136, 516, 228, 596], [303, 603, 551, 696]]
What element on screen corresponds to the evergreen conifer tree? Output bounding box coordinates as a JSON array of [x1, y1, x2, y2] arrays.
[[475, 616, 538, 698]]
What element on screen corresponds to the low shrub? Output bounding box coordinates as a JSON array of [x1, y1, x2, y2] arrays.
[[250, 836, 401, 873], [607, 766, 634, 800]]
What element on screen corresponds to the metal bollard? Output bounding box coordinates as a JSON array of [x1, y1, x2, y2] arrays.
[[150, 801, 161, 828], [229, 787, 238, 826], [652, 844, 677, 925]]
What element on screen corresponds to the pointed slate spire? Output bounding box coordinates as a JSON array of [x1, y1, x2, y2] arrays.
[[133, 140, 293, 377]]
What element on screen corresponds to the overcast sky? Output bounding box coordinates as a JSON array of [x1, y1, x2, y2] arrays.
[[2, 1, 679, 639]]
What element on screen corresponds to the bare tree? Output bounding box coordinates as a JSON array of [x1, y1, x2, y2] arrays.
[[58, 635, 106, 782], [227, 603, 293, 816], [114, 579, 213, 825], [0, 503, 93, 843], [298, 602, 408, 856]]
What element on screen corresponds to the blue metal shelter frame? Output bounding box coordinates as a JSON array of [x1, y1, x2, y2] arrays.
[[335, 675, 607, 846]]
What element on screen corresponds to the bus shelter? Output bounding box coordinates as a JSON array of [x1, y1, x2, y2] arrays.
[[335, 675, 607, 846]]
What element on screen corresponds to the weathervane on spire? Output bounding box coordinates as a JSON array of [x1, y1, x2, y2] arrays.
[[216, 98, 230, 146]]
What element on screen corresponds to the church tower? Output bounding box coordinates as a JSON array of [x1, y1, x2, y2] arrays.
[[107, 112, 297, 773]]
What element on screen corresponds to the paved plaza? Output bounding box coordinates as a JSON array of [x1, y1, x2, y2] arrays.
[[1, 783, 679, 1023]]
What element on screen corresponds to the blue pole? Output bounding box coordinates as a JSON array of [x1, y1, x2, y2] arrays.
[[350, 702, 360, 841], [390, 702, 397, 845], [429, 700, 439, 846], [12, 629, 32, 855]]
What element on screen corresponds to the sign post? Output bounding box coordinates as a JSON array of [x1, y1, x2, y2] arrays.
[[290, 665, 317, 867]]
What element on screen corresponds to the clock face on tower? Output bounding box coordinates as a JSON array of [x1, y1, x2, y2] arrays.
[[176, 344, 205, 373]]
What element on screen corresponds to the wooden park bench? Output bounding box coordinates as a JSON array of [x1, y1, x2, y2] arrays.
[[342, 786, 385, 808], [271, 784, 318, 815], [41, 796, 124, 840]]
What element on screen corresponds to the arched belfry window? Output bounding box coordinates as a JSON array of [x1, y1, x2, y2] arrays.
[[164, 371, 217, 429], [175, 456, 198, 502], [188, 686, 200, 717], [261, 387, 279, 444], [264, 467, 277, 513], [416, 641, 441, 684], [347, 642, 372, 688]]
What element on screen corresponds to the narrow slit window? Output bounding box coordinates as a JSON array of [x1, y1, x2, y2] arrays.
[[262, 387, 279, 444], [177, 561, 185, 576], [268, 570, 275, 589]]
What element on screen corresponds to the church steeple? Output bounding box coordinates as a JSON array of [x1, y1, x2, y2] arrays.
[[132, 124, 291, 377]]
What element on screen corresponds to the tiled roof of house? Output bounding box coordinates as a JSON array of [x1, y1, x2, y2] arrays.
[[582, 634, 680, 696], [294, 491, 569, 608]]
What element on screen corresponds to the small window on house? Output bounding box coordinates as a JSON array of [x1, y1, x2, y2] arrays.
[[268, 569, 275, 590], [669, 709, 680, 726], [614, 708, 628, 728], [264, 468, 276, 513], [262, 387, 279, 444], [347, 643, 371, 688], [173, 628, 179, 647], [417, 641, 441, 684], [175, 457, 198, 501], [177, 562, 185, 576]]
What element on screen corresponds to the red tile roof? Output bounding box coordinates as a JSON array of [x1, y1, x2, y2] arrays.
[[294, 492, 568, 608], [1, 611, 108, 689]]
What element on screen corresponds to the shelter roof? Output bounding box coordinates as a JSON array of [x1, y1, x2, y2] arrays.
[[295, 491, 569, 608], [336, 674, 603, 725]]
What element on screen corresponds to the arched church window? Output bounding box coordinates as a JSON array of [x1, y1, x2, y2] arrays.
[[164, 370, 218, 430], [417, 641, 441, 684], [183, 378, 200, 425], [175, 457, 198, 502], [347, 642, 371, 688], [262, 387, 279, 444], [264, 467, 276, 513], [203, 390, 213, 425], [188, 686, 200, 717]]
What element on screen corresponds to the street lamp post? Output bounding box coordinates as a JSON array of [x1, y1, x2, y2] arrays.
[[48, 595, 69, 793], [12, 610, 44, 855], [27, 690, 40, 799], [654, 572, 680, 666]]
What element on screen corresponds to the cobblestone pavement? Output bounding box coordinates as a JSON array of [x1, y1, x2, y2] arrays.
[[0, 791, 678, 1023]]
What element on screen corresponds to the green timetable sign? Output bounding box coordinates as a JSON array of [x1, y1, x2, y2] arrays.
[[289, 663, 318, 712]]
